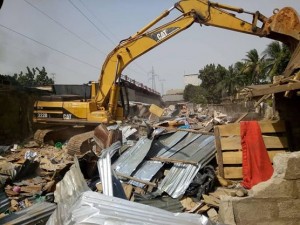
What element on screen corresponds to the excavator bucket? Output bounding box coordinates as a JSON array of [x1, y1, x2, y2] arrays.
[[264, 7, 300, 53]]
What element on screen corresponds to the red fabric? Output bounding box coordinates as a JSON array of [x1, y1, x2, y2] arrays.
[[240, 121, 274, 189]]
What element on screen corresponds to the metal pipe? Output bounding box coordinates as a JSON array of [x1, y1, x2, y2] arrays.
[[131, 6, 175, 38]]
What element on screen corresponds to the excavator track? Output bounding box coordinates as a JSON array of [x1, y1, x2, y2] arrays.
[[34, 126, 95, 152], [66, 131, 95, 156], [34, 127, 69, 145]]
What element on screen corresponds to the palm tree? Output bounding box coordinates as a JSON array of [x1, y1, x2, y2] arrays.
[[263, 41, 291, 80], [242, 49, 268, 84]]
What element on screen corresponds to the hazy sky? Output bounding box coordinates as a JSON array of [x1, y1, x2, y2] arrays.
[[0, 0, 299, 94]]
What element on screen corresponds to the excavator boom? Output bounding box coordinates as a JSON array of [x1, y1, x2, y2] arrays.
[[95, 0, 300, 118], [33, 0, 300, 154]]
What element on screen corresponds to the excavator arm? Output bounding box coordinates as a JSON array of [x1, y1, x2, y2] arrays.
[[33, 0, 300, 154], [95, 0, 300, 119]]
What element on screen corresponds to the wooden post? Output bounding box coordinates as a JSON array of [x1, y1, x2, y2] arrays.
[[214, 126, 224, 178]]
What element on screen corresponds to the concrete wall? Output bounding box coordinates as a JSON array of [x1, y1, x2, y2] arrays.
[[126, 87, 163, 106], [197, 102, 265, 121], [219, 151, 300, 225], [0, 87, 36, 144]]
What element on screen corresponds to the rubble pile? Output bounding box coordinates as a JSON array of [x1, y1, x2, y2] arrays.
[[0, 103, 280, 224]]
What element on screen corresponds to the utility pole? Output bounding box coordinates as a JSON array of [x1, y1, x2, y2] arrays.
[[148, 66, 159, 91], [159, 78, 166, 95], [51, 73, 56, 83]]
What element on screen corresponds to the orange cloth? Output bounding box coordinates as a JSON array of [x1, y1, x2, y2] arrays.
[[240, 121, 274, 189]]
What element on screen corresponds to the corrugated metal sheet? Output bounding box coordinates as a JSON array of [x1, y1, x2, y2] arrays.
[[98, 151, 113, 196], [0, 192, 10, 213], [155, 133, 201, 158], [0, 146, 10, 153], [98, 142, 126, 198], [147, 131, 188, 158], [134, 196, 183, 213], [129, 160, 163, 187], [170, 135, 215, 162], [49, 190, 210, 225], [157, 135, 216, 198], [158, 163, 201, 198], [128, 133, 215, 194], [0, 202, 56, 225], [47, 153, 213, 225], [114, 137, 153, 176]]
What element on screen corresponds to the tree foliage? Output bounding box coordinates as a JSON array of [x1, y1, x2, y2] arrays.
[[263, 41, 291, 79], [183, 84, 207, 104], [183, 41, 291, 104], [13, 67, 54, 86]]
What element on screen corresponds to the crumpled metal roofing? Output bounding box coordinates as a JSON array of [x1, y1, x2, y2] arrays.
[[0, 192, 10, 214], [98, 148, 113, 196], [60, 191, 211, 225], [127, 132, 215, 192], [97, 142, 126, 199], [158, 163, 201, 198], [114, 137, 153, 176], [47, 153, 215, 225], [129, 160, 163, 187], [134, 196, 183, 213], [0, 202, 56, 225]]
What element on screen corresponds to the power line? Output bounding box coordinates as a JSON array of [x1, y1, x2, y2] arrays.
[[0, 24, 99, 70], [69, 0, 149, 76], [77, 0, 118, 42], [68, 0, 115, 45], [23, 0, 107, 55]]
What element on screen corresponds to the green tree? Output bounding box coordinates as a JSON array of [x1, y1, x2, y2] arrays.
[[219, 64, 243, 98], [198, 64, 227, 104], [13, 67, 54, 86], [184, 84, 207, 104], [263, 41, 291, 79], [242, 49, 267, 84]]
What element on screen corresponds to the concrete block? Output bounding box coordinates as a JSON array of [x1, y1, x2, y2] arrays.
[[232, 198, 278, 224], [245, 219, 300, 225], [278, 199, 300, 219], [273, 152, 300, 180], [219, 196, 236, 225], [295, 180, 300, 198], [250, 178, 297, 199]]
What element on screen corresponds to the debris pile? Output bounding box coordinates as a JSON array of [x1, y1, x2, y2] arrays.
[[0, 103, 269, 224]]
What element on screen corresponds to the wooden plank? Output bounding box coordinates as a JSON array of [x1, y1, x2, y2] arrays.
[[116, 172, 157, 187], [222, 150, 286, 164], [250, 82, 300, 97], [224, 167, 243, 179], [220, 136, 288, 150], [150, 157, 197, 165], [214, 127, 224, 178], [217, 121, 286, 136]]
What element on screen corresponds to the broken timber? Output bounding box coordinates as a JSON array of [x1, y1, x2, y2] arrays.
[[214, 121, 288, 179]]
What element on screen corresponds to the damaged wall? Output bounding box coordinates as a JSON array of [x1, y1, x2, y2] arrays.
[[274, 92, 300, 150], [198, 102, 265, 121], [219, 152, 300, 225], [0, 87, 37, 144]]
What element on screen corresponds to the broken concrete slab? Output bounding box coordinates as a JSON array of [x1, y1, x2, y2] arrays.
[[250, 178, 297, 199], [272, 152, 300, 180], [219, 152, 300, 225]]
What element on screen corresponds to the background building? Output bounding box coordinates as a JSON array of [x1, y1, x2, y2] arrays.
[[184, 74, 201, 86]]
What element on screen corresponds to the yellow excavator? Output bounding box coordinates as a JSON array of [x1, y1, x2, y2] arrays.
[[33, 0, 300, 154]]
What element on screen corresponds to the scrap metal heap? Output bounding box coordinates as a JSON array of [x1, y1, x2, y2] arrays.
[[0, 103, 247, 224]]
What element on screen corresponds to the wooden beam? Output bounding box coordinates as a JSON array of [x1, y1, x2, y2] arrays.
[[150, 157, 198, 165], [216, 121, 286, 136], [222, 150, 286, 164], [116, 172, 157, 187], [220, 136, 288, 150], [224, 167, 243, 179], [214, 126, 224, 178], [249, 82, 300, 97]]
